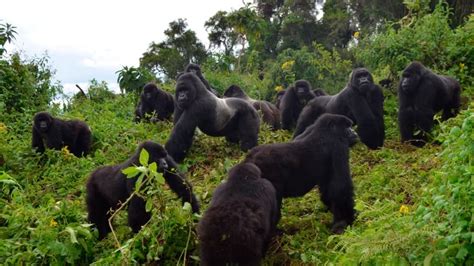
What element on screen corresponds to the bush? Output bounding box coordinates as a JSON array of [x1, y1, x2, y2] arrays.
[[355, 3, 473, 90]]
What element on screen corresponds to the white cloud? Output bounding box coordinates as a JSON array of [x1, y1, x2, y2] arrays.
[[1, 0, 249, 88]]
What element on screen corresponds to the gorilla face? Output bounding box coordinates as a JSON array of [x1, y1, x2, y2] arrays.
[[34, 112, 53, 133], [400, 69, 421, 94], [185, 63, 201, 76], [143, 83, 158, 101], [322, 114, 358, 146], [294, 81, 313, 104], [351, 68, 374, 92], [176, 81, 197, 110], [141, 141, 169, 172]]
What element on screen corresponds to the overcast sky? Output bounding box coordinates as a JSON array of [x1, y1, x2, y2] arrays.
[[1, 0, 248, 95]]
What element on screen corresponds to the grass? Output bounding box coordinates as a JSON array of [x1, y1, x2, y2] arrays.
[[0, 92, 471, 265]]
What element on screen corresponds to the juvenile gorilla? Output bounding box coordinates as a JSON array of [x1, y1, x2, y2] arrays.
[[86, 141, 200, 239], [32, 111, 92, 157], [280, 80, 317, 130], [134, 83, 174, 122], [244, 113, 357, 233], [294, 68, 385, 149], [224, 85, 281, 130], [198, 162, 278, 266], [166, 73, 260, 163], [398, 61, 461, 146]]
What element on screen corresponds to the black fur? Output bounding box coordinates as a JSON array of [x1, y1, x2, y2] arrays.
[[32, 111, 91, 157], [294, 68, 385, 149], [134, 83, 174, 122], [224, 85, 281, 130], [398, 61, 461, 146], [166, 73, 260, 163], [275, 89, 286, 109], [198, 162, 278, 265], [280, 80, 316, 130], [184, 63, 219, 96], [86, 141, 199, 239], [244, 113, 357, 233]]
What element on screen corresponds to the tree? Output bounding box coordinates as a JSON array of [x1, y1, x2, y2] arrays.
[[205, 11, 239, 56], [0, 22, 17, 56], [139, 19, 207, 80], [116, 66, 156, 95]]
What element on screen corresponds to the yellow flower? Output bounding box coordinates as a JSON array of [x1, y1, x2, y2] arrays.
[[459, 63, 465, 71], [50, 219, 58, 227], [353, 31, 360, 39], [274, 85, 284, 92], [61, 146, 73, 159], [0, 123, 7, 133], [399, 204, 409, 214], [281, 60, 295, 71]]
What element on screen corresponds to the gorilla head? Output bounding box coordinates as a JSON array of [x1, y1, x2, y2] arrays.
[[294, 80, 315, 105], [175, 74, 202, 109], [400, 61, 425, 94], [223, 85, 247, 99], [34, 112, 54, 133], [142, 83, 158, 101], [350, 68, 375, 93], [184, 63, 202, 75]]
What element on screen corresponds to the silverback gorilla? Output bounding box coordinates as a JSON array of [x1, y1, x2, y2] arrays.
[[86, 141, 199, 239], [280, 80, 317, 130], [198, 162, 278, 265], [244, 113, 358, 233], [32, 112, 92, 157], [134, 83, 174, 122], [398, 61, 461, 146], [165, 73, 260, 163], [224, 85, 281, 130], [294, 68, 385, 149]]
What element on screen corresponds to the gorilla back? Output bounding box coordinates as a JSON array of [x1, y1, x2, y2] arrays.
[[198, 163, 278, 266], [165, 73, 259, 163]]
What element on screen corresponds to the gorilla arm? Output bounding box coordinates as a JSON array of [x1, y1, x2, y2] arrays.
[[326, 145, 355, 233], [165, 113, 198, 163], [163, 157, 200, 213], [346, 92, 382, 149], [280, 87, 297, 130]]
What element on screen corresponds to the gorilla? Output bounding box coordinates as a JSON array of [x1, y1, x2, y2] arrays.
[[398, 61, 461, 146], [134, 83, 174, 122], [32, 112, 92, 157], [184, 63, 219, 96], [294, 68, 385, 149], [224, 85, 281, 130], [86, 141, 199, 240], [244, 113, 357, 233], [280, 80, 317, 130], [166, 73, 260, 163], [198, 162, 278, 265], [274, 89, 286, 109]]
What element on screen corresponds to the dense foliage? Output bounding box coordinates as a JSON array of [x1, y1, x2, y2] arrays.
[[1, 0, 473, 264]]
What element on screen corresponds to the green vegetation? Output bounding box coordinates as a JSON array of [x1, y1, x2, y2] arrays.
[[1, 1, 473, 265]]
